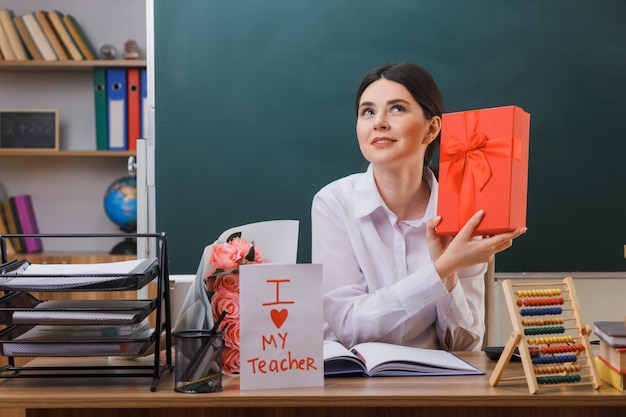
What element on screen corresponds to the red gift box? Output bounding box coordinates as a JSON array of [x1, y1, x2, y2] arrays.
[[436, 105, 530, 236]]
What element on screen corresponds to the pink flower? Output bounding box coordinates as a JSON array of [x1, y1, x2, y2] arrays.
[[206, 233, 270, 374], [222, 346, 240, 375], [211, 289, 240, 321], [222, 318, 240, 350], [230, 237, 253, 258], [214, 273, 240, 293], [210, 242, 244, 272]]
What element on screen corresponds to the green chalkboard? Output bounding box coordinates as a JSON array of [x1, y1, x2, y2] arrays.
[[155, 0, 626, 274]]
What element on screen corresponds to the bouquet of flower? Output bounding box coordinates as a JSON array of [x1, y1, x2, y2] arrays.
[[204, 232, 267, 374]]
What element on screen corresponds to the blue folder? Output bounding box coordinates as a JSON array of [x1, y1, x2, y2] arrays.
[[106, 67, 127, 150]]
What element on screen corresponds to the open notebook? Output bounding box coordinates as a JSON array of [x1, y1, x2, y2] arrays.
[[323, 341, 484, 377]]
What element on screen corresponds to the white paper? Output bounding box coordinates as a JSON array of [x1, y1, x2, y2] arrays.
[[0, 259, 157, 290], [239, 263, 324, 390], [12, 300, 152, 325], [174, 220, 299, 333]]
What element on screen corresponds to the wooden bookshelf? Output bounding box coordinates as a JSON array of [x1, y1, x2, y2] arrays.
[[0, 60, 146, 72], [0, 1, 147, 256], [0, 150, 135, 157]]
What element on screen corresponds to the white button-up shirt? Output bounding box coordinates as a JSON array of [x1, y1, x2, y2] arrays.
[[311, 164, 486, 351]]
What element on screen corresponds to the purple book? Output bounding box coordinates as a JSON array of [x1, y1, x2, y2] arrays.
[[11, 195, 43, 253]]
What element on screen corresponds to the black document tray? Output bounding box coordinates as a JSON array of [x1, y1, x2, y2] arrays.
[[0, 261, 158, 292], [0, 324, 155, 357], [0, 292, 155, 325]]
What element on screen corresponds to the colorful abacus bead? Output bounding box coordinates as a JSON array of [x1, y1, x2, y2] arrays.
[[520, 307, 563, 316], [516, 289, 562, 297], [537, 374, 581, 384], [532, 354, 577, 365]]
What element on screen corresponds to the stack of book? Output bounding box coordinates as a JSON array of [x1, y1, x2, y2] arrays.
[[0, 8, 146, 152], [593, 320, 626, 391], [0, 194, 43, 256], [0, 8, 97, 62]]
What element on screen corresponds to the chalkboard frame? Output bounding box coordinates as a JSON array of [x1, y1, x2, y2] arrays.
[[0, 110, 59, 150]]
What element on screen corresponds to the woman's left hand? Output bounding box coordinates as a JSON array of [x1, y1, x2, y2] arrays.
[[427, 210, 527, 280]]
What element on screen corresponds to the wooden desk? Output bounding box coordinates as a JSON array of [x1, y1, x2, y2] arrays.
[[0, 353, 624, 417]]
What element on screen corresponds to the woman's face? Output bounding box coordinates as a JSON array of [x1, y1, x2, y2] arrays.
[[356, 78, 439, 169]]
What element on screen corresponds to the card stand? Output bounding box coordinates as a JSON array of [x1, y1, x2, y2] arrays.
[[489, 277, 601, 394], [0, 233, 172, 392]]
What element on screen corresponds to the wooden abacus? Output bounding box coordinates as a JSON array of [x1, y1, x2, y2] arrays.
[[489, 277, 601, 394]]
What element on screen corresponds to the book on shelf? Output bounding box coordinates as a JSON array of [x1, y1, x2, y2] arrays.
[[594, 321, 626, 347], [10, 194, 43, 254], [127, 67, 141, 151], [140, 68, 148, 138], [0, 198, 24, 253], [12, 15, 43, 61], [323, 340, 484, 377], [7, 198, 26, 251], [22, 13, 56, 61], [94, 67, 109, 150], [0, 206, 16, 256], [595, 356, 625, 392], [0, 12, 16, 61], [34, 10, 68, 61], [0, 9, 27, 61], [46, 10, 82, 61], [62, 13, 97, 61], [599, 338, 626, 372]]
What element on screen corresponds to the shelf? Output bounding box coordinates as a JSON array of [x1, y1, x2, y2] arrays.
[[0, 150, 135, 157], [0, 60, 146, 72]]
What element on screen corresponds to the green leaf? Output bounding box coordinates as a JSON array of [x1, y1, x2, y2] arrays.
[[208, 268, 238, 278], [226, 232, 242, 242], [245, 246, 255, 262]]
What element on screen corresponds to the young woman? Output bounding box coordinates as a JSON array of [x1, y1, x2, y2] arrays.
[[311, 62, 526, 351]]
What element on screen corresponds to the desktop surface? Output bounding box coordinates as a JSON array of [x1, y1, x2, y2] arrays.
[[0, 353, 623, 417]]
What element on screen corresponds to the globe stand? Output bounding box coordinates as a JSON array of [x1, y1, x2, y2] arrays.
[[109, 237, 137, 255]]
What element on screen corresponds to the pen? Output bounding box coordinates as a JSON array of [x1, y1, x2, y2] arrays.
[[350, 348, 366, 364]]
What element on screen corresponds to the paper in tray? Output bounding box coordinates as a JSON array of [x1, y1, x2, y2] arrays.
[[0, 259, 158, 291], [8, 299, 156, 325], [0, 322, 155, 357]]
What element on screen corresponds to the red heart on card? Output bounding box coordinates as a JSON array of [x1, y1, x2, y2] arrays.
[[270, 309, 288, 329]]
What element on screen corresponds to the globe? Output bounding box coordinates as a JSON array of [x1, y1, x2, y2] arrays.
[[103, 176, 137, 233]]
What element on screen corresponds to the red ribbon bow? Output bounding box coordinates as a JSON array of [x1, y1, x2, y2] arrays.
[[440, 110, 517, 227]]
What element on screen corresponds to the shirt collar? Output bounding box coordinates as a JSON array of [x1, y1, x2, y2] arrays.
[[353, 164, 439, 224]]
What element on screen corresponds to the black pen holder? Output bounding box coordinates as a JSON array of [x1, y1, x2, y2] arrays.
[[173, 329, 224, 393]]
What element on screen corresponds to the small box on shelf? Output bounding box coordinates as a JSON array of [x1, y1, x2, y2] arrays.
[[0, 110, 59, 150]]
